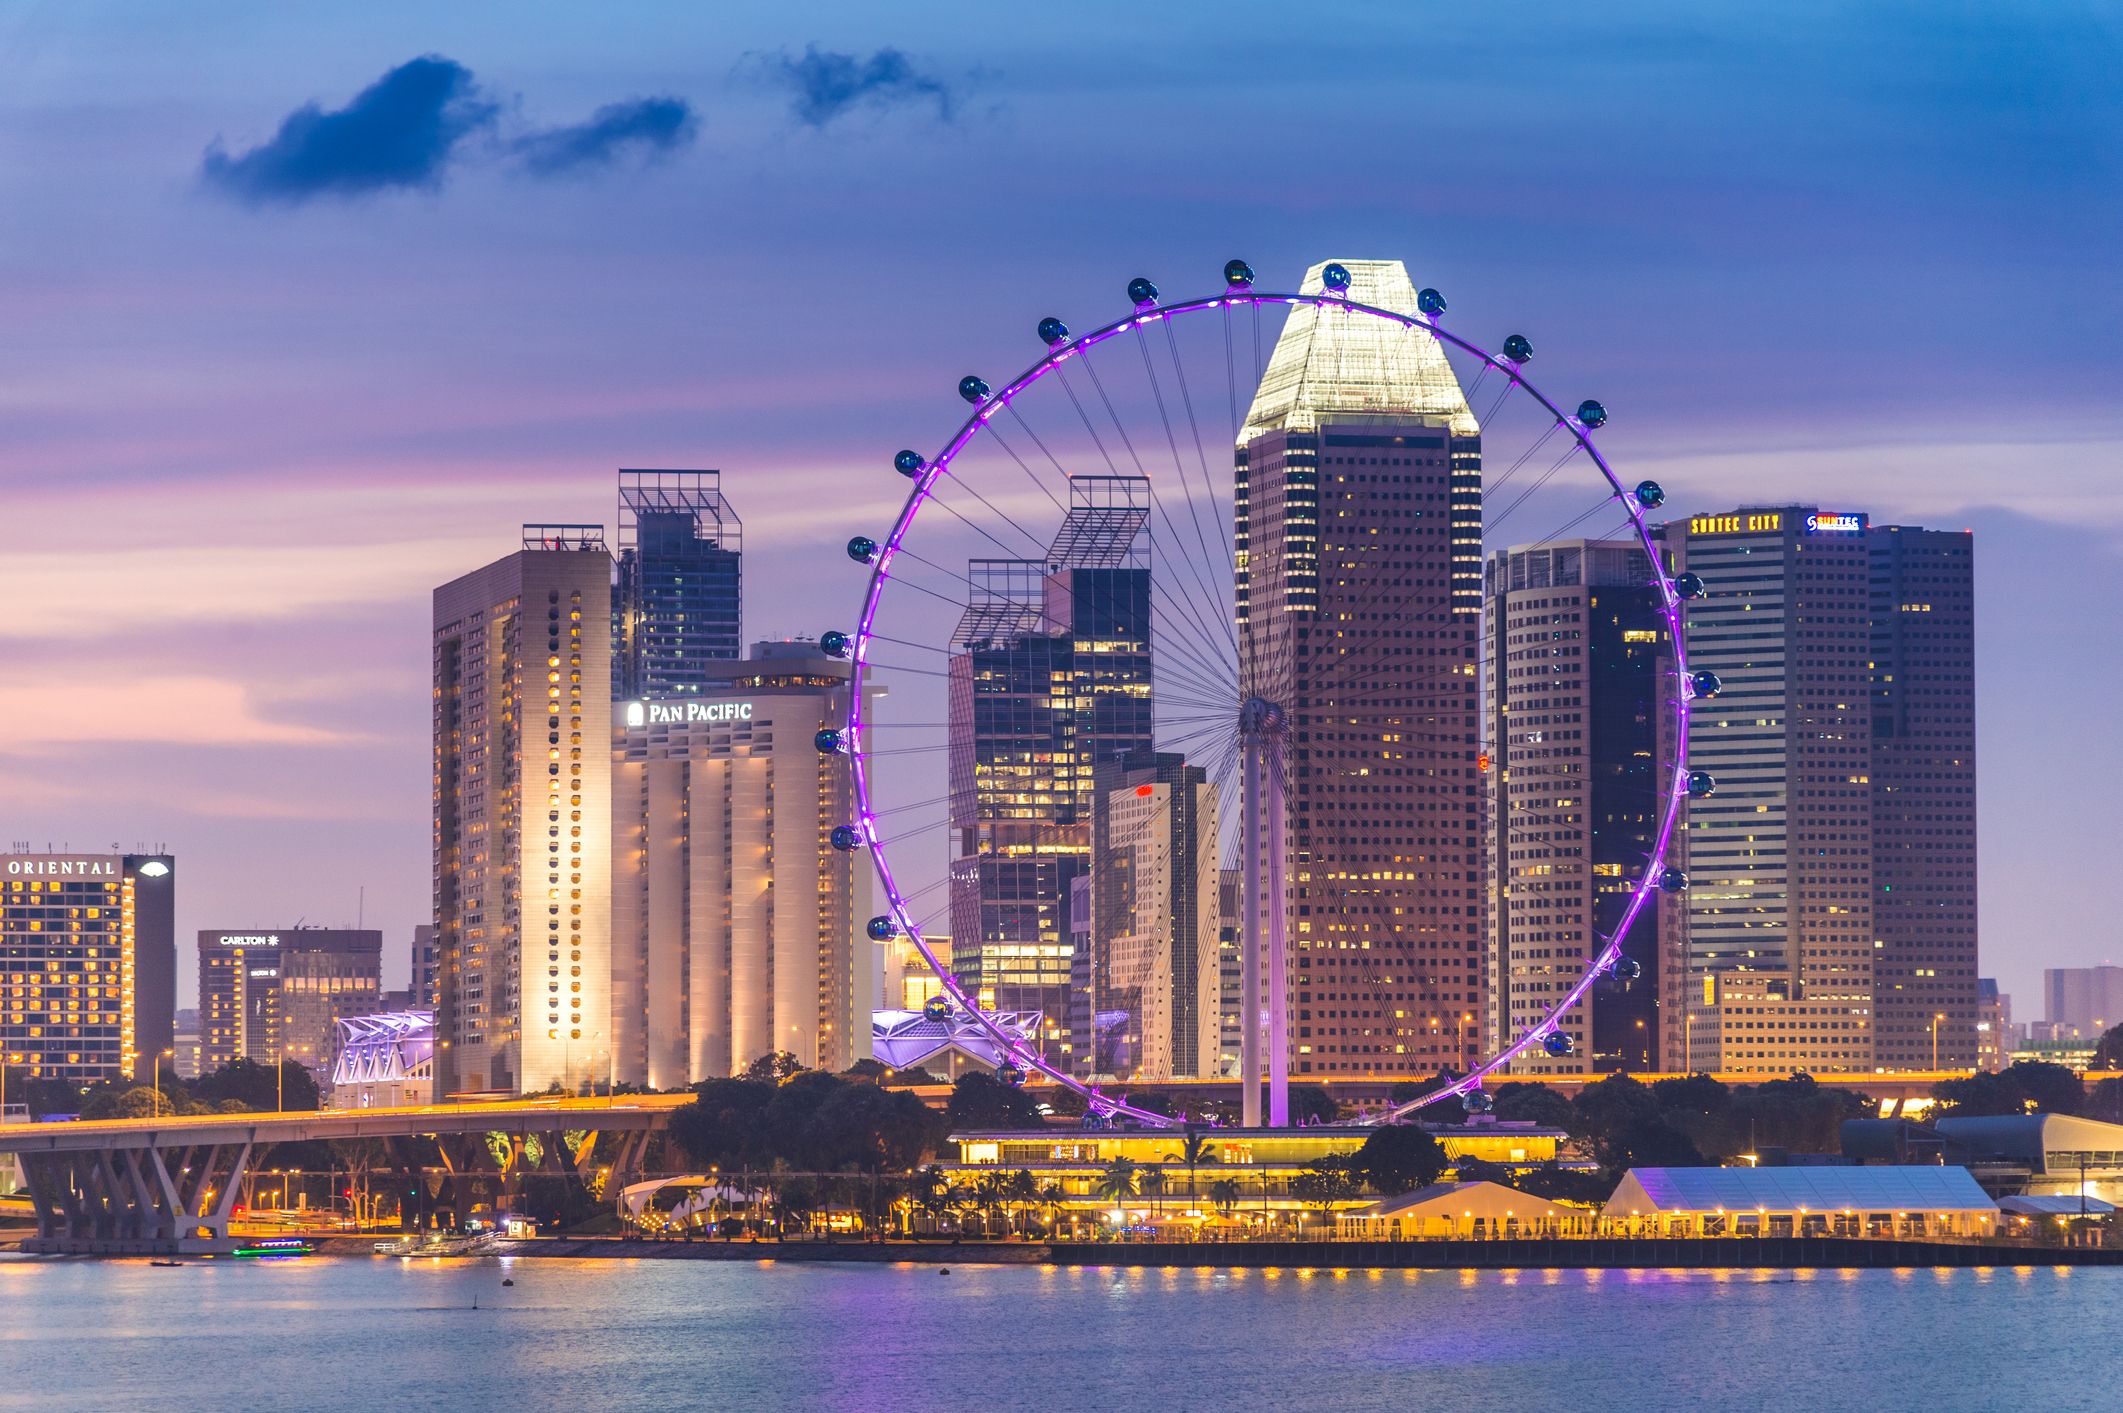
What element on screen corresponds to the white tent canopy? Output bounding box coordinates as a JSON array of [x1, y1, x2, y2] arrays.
[[1337, 1181, 1590, 1239], [1605, 1166, 1999, 1238]]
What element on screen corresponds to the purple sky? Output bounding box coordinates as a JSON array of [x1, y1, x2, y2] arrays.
[[2, 3, 2118, 1014]]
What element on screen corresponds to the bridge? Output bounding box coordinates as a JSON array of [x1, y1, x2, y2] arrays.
[[0, 1094, 686, 1254]]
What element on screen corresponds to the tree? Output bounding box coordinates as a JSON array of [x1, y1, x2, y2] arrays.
[[1934, 1061, 2082, 1119], [1006, 1168, 1039, 1234], [806, 1078, 945, 1172], [1288, 1085, 1342, 1125], [2085, 1077, 2123, 1125], [1291, 1157, 1357, 1230], [841, 1058, 890, 1081], [1571, 1073, 1658, 1151], [1094, 1157, 1140, 1205], [946, 1072, 1044, 1131], [1168, 1125, 1219, 1204], [1605, 1116, 1706, 1170], [1208, 1178, 1241, 1221], [79, 1085, 199, 1121], [742, 1051, 808, 1083], [2094, 1025, 2123, 1072], [191, 1057, 319, 1112], [1491, 1082, 1575, 1131], [1650, 1073, 1730, 1116], [667, 1077, 776, 1169], [1350, 1124, 1448, 1195]]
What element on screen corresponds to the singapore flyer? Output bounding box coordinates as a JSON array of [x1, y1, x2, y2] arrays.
[[826, 258, 1706, 1131]]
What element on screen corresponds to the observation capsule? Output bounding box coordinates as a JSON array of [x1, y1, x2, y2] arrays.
[[829, 824, 864, 852], [1223, 258, 1255, 289], [923, 995, 952, 1023], [1659, 868, 1690, 893], [1635, 480, 1666, 509], [1542, 1031, 1575, 1058], [820, 630, 851, 658], [996, 1064, 1027, 1087], [1502, 333, 1533, 364], [1127, 277, 1160, 307], [1690, 670, 1723, 699], [958, 376, 990, 404], [866, 915, 900, 942], [1037, 316, 1070, 347], [1418, 287, 1447, 316], [814, 728, 845, 755], [1321, 262, 1352, 293], [846, 535, 878, 565], [894, 449, 926, 477], [1614, 956, 1644, 982], [1673, 571, 1706, 600], [1462, 1089, 1494, 1114], [1687, 770, 1717, 799], [1577, 399, 1608, 429]]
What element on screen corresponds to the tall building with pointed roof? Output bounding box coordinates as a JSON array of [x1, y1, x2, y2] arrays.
[[1236, 260, 1485, 1079]]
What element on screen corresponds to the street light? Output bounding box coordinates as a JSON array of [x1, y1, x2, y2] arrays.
[[0, 1051, 21, 1123], [1931, 1013, 1947, 1071], [153, 1047, 173, 1119]]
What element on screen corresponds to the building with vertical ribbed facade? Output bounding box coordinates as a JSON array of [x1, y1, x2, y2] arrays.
[[948, 476, 1154, 1072], [1484, 540, 1667, 1075], [1662, 508, 1877, 1074], [1236, 259, 1483, 1078], [610, 640, 871, 1086], [433, 526, 614, 1096]]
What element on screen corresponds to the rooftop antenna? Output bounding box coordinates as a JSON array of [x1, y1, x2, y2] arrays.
[[358, 886, 366, 931]]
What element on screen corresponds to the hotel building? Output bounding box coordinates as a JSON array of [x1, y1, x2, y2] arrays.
[[196, 927, 382, 1076], [1236, 258, 1484, 1077], [612, 641, 872, 1086], [433, 526, 614, 1096], [1484, 540, 1668, 1074], [1088, 751, 1222, 1081], [947, 476, 1155, 1072], [0, 852, 175, 1084]]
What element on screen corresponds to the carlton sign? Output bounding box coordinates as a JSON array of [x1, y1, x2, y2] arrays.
[[625, 700, 756, 728]]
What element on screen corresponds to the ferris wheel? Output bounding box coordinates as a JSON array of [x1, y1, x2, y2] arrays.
[[821, 258, 1708, 1129]]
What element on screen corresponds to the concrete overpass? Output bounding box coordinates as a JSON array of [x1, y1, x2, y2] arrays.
[[0, 1094, 685, 1254]]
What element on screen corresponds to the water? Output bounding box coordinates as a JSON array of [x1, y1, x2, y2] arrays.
[[0, 1254, 2113, 1411]]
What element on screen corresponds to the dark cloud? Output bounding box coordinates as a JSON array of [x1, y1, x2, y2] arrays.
[[201, 55, 498, 204], [762, 45, 957, 127], [512, 97, 698, 175]]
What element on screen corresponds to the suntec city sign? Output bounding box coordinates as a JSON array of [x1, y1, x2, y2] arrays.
[[1805, 511, 1868, 533]]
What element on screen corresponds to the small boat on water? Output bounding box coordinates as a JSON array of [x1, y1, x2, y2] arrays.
[[231, 1238, 316, 1259], [149, 1259, 184, 1268]]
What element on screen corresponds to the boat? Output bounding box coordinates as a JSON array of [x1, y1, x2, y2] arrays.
[[230, 1237, 316, 1259], [149, 1259, 184, 1267]]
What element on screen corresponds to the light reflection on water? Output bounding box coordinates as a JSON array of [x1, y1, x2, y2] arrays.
[[0, 1255, 2110, 1412]]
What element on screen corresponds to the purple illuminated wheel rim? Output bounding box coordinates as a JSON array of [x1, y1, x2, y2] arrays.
[[842, 285, 1692, 1128]]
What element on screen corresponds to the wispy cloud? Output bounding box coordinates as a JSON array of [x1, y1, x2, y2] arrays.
[[201, 55, 498, 204], [758, 45, 958, 127], [513, 96, 698, 175], [0, 675, 353, 749]]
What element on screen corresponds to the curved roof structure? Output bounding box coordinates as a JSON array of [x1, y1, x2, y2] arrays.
[[1605, 1165, 1998, 1218], [871, 1008, 1038, 1072], [330, 1010, 435, 1088]]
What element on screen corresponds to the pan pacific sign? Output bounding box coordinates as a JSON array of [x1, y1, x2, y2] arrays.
[[625, 699, 756, 728]]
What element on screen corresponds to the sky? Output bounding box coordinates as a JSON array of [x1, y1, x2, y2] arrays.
[[1, 1, 2118, 1013]]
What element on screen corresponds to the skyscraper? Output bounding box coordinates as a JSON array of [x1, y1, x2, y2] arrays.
[[2042, 966, 2123, 1036], [614, 469, 743, 697], [1236, 259, 1483, 1079], [1485, 540, 1668, 1075], [611, 640, 872, 1086], [948, 476, 1155, 1071], [0, 852, 174, 1084], [1090, 750, 1222, 1081], [433, 526, 614, 1096], [197, 926, 382, 1077], [1662, 507, 1877, 1074], [1869, 523, 1977, 1069]]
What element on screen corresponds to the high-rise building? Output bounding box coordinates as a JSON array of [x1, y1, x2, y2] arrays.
[[615, 470, 742, 697], [0, 852, 173, 1085], [433, 526, 614, 1096], [948, 476, 1155, 1071], [412, 924, 439, 1009], [1089, 750, 1222, 1081], [1870, 523, 1977, 1068], [2044, 966, 2123, 1036], [611, 641, 872, 1087], [1214, 869, 1243, 1079], [197, 927, 382, 1077], [1485, 540, 1668, 1075], [1236, 258, 1483, 1078], [1662, 508, 1877, 1074], [171, 1008, 203, 1080], [1976, 979, 2011, 1073]]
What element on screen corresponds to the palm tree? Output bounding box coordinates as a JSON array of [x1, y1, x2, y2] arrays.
[[1006, 1168, 1038, 1237], [1208, 1178, 1241, 1225], [1039, 1182, 1066, 1238], [1167, 1125, 1219, 1210], [1141, 1166, 1167, 1231]]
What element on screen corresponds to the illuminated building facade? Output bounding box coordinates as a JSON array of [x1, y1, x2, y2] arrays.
[[947, 476, 1155, 1072], [612, 641, 872, 1086], [1089, 751, 1221, 1080], [1485, 540, 1667, 1075], [1868, 523, 1977, 1069], [0, 852, 174, 1084], [433, 526, 614, 1096], [1236, 259, 1483, 1077], [614, 469, 742, 698], [197, 927, 381, 1076], [1662, 507, 1876, 1073]]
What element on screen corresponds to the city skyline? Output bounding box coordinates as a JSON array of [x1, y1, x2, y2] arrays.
[[5, 5, 2120, 1015]]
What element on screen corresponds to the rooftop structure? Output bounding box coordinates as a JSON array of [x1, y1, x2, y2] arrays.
[[1604, 1164, 1999, 1238], [870, 1008, 1039, 1074], [329, 1010, 435, 1110], [1338, 1180, 1591, 1239]]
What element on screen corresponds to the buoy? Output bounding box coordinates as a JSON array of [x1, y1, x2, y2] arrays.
[[939, 1267, 951, 1276], [502, 1278, 514, 1287]]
